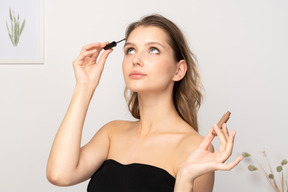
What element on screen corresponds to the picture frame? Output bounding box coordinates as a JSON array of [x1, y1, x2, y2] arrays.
[[0, 0, 44, 64]]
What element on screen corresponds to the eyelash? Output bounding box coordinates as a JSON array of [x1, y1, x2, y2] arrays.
[[125, 48, 135, 54], [149, 47, 160, 54], [125, 47, 160, 54]]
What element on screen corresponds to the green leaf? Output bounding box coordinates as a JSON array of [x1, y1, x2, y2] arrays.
[[6, 21, 11, 34], [276, 166, 282, 172], [13, 14, 16, 24], [13, 19, 17, 46], [20, 19, 25, 35], [268, 174, 274, 179], [15, 21, 19, 46], [8, 33, 14, 45], [9, 7, 12, 20], [248, 164, 257, 171], [11, 18, 14, 36], [242, 152, 251, 158]]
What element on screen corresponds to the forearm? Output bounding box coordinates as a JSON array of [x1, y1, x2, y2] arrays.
[[47, 84, 95, 180]]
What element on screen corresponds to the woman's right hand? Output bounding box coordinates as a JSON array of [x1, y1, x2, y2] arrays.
[[72, 42, 113, 90]]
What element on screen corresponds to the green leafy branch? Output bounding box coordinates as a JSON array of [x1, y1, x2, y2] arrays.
[[6, 7, 26, 47], [243, 151, 288, 192]]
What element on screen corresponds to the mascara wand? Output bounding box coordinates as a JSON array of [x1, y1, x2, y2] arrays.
[[104, 38, 126, 50]]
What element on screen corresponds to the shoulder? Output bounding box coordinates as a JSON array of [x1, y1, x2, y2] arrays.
[[177, 129, 214, 157], [101, 120, 137, 136], [88, 120, 136, 148], [173, 125, 214, 171], [176, 130, 200, 155], [102, 120, 136, 129], [102, 119, 136, 127]]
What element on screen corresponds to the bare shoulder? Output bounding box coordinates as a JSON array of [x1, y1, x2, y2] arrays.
[[87, 120, 135, 145], [180, 130, 214, 152], [100, 119, 137, 136], [174, 125, 214, 170], [102, 119, 136, 128]]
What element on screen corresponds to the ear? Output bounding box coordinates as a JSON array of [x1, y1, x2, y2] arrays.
[[172, 60, 187, 82]]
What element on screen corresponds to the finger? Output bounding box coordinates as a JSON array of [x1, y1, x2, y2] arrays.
[[100, 41, 110, 48], [216, 155, 244, 171], [89, 42, 111, 62], [221, 130, 236, 162], [81, 43, 101, 53], [96, 49, 113, 70], [212, 122, 223, 136], [214, 124, 228, 154], [90, 49, 101, 62], [75, 49, 97, 64], [222, 123, 229, 140], [198, 126, 216, 150]]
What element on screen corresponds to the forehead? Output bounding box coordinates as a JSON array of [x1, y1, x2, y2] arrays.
[[127, 26, 170, 44]]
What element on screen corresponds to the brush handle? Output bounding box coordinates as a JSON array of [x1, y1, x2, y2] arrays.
[[217, 111, 231, 128], [104, 41, 117, 50], [212, 111, 231, 136]]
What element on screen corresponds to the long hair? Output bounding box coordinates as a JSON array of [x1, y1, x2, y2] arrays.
[[124, 14, 203, 132]]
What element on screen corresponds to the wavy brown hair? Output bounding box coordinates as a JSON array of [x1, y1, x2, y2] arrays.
[[124, 14, 203, 132]]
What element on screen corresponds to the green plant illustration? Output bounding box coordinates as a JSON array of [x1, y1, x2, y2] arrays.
[[6, 7, 26, 47]]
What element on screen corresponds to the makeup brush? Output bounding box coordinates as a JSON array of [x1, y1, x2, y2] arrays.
[[104, 38, 126, 50]]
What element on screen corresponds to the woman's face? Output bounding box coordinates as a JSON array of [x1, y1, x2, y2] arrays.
[[122, 26, 179, 94]]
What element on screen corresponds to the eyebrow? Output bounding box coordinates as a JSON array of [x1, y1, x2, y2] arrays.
[[124, 41, 165, 49]]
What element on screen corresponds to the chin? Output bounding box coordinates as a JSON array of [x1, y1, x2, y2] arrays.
[[126, 85, 168, 95], [125, 80, 173, 94], [126, 86, 147, 93]]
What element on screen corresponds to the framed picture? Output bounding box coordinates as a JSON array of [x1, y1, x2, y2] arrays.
[[0, 0, 44, 64]]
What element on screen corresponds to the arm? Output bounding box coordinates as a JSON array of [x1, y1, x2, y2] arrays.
[[174, 124, 243, 192], [46, 42, 113, 186]]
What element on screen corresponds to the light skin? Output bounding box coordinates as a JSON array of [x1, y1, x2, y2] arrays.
[[46, 26, 243, 191]]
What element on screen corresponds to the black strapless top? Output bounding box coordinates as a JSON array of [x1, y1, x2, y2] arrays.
[[87, 159, 175, 192]]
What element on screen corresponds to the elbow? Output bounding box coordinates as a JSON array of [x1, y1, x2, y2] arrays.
[[46, 170, 73, 186]]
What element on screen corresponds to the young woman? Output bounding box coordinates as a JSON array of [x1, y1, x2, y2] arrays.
[[47, 14, 243, 192]]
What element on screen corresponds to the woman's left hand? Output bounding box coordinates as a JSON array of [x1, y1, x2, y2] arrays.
[[177, 123, 243, 183]]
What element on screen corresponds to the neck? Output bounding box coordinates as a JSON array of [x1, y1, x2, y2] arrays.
[[136, 89, 181, 135]]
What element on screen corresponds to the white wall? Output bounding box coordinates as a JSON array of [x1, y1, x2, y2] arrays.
[[0, 0, 287, 191]]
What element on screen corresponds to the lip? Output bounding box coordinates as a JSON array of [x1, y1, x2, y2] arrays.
[[129, 70, 147, 79]]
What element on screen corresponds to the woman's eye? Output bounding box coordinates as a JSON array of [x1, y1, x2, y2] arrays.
[[126, 48, 135, 54], [149, 47, 159, 54]]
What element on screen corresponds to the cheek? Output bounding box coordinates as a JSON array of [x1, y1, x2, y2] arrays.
[[122, 57, 129, 73], [150, 59, 177, 78], [122, 57, 131, 83]]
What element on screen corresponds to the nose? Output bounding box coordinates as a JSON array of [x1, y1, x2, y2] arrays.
[[132, 51, 143, 67]]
